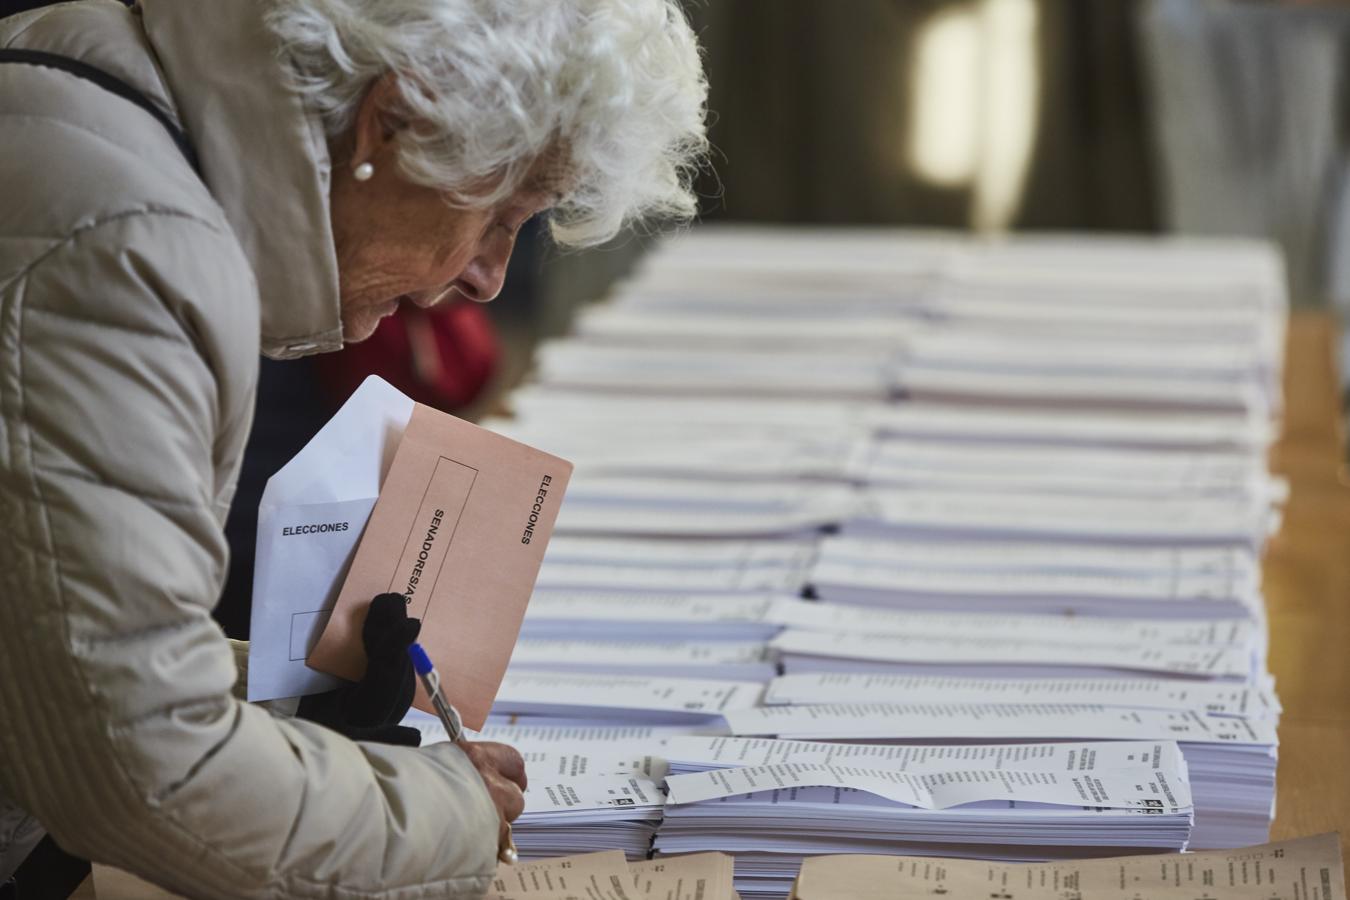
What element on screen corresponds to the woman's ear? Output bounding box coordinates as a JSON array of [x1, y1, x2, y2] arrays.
[[351, 72, 407, 167]]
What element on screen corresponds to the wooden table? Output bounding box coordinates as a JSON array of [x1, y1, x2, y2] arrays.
[[1266, 312, 1350, 859]]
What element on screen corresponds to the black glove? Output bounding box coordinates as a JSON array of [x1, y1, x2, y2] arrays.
[[296, 593, 423, 746]]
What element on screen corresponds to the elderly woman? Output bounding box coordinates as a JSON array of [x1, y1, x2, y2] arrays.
[[0, 0, 706, 896]]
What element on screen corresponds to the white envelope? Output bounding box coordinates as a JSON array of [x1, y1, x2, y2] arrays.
[[246, 375, 414, 702]]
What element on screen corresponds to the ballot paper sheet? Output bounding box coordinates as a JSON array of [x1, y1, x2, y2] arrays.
[[305, 399, 572, 727], [665, 760, 1191, 811], [790, 832, 1345, 900], [488, 850, 736, 900]]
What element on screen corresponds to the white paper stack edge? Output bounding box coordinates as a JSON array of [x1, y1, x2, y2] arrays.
[[549, 476, 864, 540], [806, 536, 1263, 619], [531, 338, 1268, 414], [655, 737, 1195, 898], [488, 672, 766, 726], [846, 489, 1278, 550], [771, 598, 1265, 697], [532, 537, 820, 598], [770, 630, 1254, 682], [768, 613, 1261, 681], [507, 638, 778, 681], [762, 672, 1280, 716], [519, 592, 786, 642], [855, 439, 1272, 499], [763, 602, 1264, 665], [499, 393, 1272, 454]]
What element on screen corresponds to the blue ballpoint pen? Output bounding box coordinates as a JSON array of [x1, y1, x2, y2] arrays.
[[409, 642, 518, 864]]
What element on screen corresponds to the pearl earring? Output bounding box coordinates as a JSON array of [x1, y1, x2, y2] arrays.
[[353, 162, 374, 182]]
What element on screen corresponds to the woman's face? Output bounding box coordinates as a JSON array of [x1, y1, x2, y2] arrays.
[[329, 76, 556, 342], [331, 166, 552, 341]]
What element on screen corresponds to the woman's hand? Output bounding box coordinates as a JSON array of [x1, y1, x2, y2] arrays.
[[296, 593, 527, 856], [296, 593, 422, 745], [457, 739, 527, 860]]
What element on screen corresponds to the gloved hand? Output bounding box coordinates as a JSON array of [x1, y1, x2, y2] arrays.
[[296, 593, 423, 746]]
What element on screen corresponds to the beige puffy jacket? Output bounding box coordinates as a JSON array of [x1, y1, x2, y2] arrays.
[[0, 0, 502, 896]]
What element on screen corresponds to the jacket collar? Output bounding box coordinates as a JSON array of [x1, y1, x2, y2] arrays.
[[139, 0, 344, 359]]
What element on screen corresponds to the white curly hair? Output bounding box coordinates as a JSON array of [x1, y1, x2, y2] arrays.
[[266, 0, 709, 247]]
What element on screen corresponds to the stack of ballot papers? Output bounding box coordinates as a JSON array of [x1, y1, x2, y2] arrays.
[[531, 536, 819, 596], [519, 592, 785, 642], [654, 737, 1196, 897], [425, 722, 681, 862], [551, 476, 864, 539], [854, 438, 1272, 498], [407, 717, 679, 862], [866, 403, 1274, 451], [499, 392, 1273, 452], [722, 703, 1277, 850], [445, 227, 1291, 884], [508, 638, 778, 681], [771, 630, 1254, 681], [788, 832, 1345, 900], [768, 621, 1258, 681], [511, 774, 667, 860], [848, 489, 1277, 549], [762, 672, 1280, 716], [807, 535, 1262, 618], [484, 672, 766, 726]]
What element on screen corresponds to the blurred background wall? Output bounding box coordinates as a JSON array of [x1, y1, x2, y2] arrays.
[[488, 0, 1350, 409], [689, 0, 1158, 232], [687, 0, 1346, 296], [502, 0, 1348, 344]]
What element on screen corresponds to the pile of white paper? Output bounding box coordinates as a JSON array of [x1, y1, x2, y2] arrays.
[[531, 537, 819, 596], [508, 639, 778, 681], [849, 489, 1277, 549], [450, 228, 1288, 889], [488, 672, 765, 726], [519, 592, 784, 642], [771, 629, 1254, 680], [808, 535, 1263, 617], [722, 702, 1277, 850], [762, 672, 1279, 716], [510, 774, 667, 860], [655, 737, 1194, 897]]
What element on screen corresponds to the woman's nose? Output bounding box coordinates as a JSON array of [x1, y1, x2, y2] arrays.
[[452, 234, 514, 303]]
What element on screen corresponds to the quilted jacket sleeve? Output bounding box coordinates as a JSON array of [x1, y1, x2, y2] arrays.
[[0, 210, 500, 899]]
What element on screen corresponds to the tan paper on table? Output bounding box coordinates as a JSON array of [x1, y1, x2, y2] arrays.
[[307, 403, 572, 728], [83, 852, 735, 900], [491, 850, 633, 900], [631, 853, 736, 900], [791, 833, 1345, 900], [489, 852, 736, 900]]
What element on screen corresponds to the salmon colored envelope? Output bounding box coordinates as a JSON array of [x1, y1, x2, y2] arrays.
[[306, 403, 572, 728]]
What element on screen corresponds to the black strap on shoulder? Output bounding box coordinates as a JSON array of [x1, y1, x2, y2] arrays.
[[0, 46, 201, 175]]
